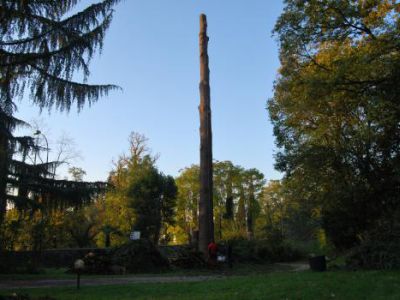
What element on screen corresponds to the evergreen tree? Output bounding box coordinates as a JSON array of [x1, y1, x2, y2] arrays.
[[128, 156, 177, 244], [242, 169, 264, 239], [0, 0, 121, 226], [236, 186, 247, 232]]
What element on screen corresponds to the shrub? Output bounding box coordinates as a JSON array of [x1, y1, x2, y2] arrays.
[[229, 239, 303, 263], [81, 251, 112, 274], [255, 240, 303, 262], [0, 252, 43, 274], [346, 220, 400, 270], [230, 239, 258, 262], [170, 247, 205, 269]]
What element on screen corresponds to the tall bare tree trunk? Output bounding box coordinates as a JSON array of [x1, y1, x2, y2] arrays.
[[198, 14, 214, 256]]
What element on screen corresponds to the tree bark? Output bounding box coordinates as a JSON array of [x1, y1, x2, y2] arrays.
[[198, 14, 214, 256]]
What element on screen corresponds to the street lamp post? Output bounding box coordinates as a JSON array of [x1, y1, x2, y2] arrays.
[[74, 259, 85, 289]]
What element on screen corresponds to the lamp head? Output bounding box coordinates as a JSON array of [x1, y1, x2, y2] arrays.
[[74, 259, 85, 270]]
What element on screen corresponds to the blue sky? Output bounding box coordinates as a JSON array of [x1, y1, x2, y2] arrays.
[[15, 0, 284, 181]]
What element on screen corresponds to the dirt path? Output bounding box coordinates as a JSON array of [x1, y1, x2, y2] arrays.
[[275, 262, 309, 272]]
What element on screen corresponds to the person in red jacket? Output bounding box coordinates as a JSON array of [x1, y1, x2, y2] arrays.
[[208, 240, 218, 268]]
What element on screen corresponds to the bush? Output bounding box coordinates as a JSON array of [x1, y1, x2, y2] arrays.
[[81, 251, 112, 274], [346, 220, 400, 270], [230, 239, 303, 263], [0, 252, 43, 274], [256, 240, 303, 262], [65, 240, 169, 274], [167, 246, 205, 269], [230, 239, 258, 262], [111, 240, 169, 273]]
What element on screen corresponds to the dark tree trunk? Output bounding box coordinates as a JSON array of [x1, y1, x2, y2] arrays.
[[192, 195, 198, 226], [237, 188, 246, 229], [198, 14, 214, 256], [225, 178, 234, 220], [247, 183, 255, 240], [105, 233, 111, 248], [0, 129, 8, 228]]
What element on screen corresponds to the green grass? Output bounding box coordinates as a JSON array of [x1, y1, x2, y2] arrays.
[[0, 263, 292, 281], [0, 268, 133, 281], [2, 271, 400, 299], [0, 268, 74, 281]]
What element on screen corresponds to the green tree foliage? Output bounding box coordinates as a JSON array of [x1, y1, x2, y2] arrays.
[[174, 161, 265, 243], [0, 0, 120, 227], [213, 161, 239, 221], [241, 168, 265, 239], [257, 181, 285, 242], [174, 165, 200, 243], [270, 0, 400, 249], [63, 205, 100, 248], [128, 157, 177, 244], [2, 201, 105, 250], [256, 180, 320, 246], [100, 224, 121, 248], [236, 187, 246, 232], [103, 132, 177, 245], [213, 161, 240, 240], [1, 132, 108, 251], [68, 167, 87, 182]]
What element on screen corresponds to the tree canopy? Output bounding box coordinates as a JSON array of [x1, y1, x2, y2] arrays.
[[270, 0, 400, 249]]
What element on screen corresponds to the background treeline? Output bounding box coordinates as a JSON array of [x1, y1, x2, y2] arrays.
[[3, 132, 301, 254], [1, 126, 321, 268]]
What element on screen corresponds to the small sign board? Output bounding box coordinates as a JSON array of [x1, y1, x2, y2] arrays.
[[217, 255, 226, 262], [130, 231, 141, 240]]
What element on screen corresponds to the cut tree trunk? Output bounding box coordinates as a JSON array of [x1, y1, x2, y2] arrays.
[[198, 14, 214, 256]]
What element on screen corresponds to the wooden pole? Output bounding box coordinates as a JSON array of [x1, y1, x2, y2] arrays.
[[198, 14, 214, 256]]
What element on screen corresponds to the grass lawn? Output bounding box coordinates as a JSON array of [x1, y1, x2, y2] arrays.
[[0, 263, 292, 281], [2, 270, 400, 299], [0, 269, 74, 281]]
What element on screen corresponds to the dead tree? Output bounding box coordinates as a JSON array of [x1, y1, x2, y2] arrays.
[[198, 14, 214, 256]]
